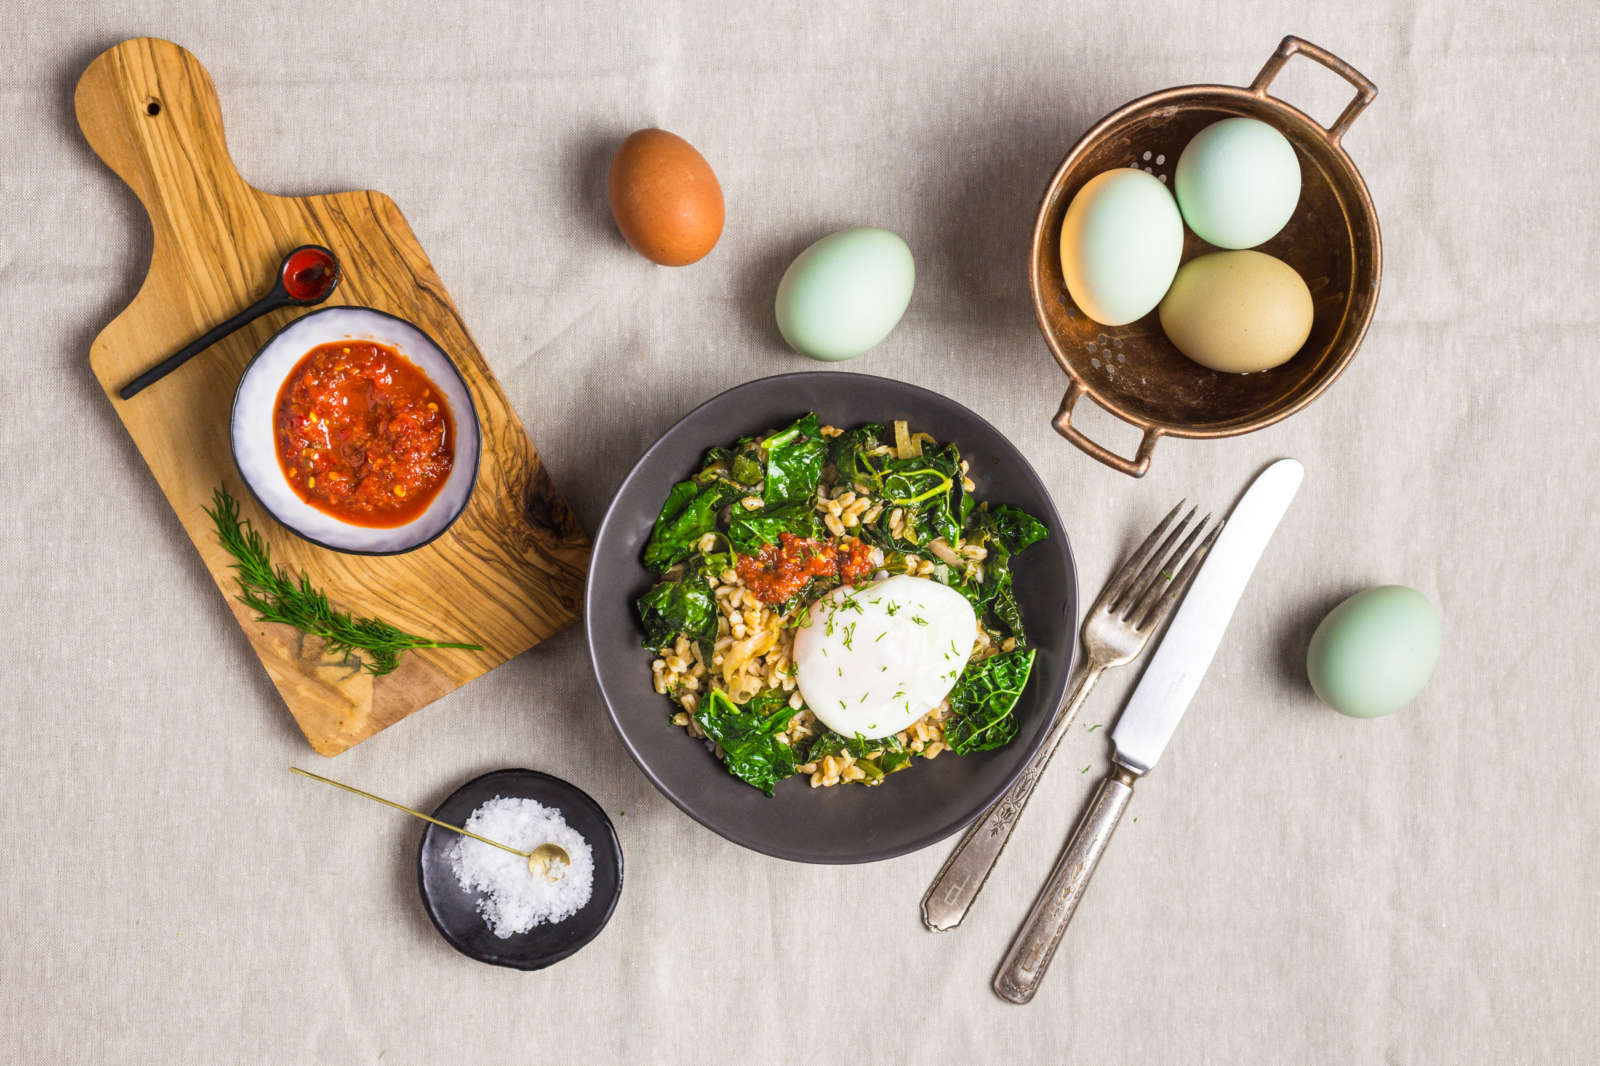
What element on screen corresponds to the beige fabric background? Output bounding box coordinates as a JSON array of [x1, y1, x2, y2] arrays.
[[3, 1, 1596, 1062]]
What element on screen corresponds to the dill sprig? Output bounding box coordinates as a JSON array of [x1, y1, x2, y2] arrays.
[[203, 485, 482, 676]]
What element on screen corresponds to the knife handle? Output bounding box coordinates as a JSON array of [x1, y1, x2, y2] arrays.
[[993, 764, 1138, 1004], [921, 662, 1107, 932]]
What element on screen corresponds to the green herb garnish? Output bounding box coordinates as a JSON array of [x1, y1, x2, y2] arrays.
[[204, 486, 481, 676]]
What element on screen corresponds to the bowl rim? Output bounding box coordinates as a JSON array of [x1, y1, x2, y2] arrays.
[[415, 768, 624, 971], [1029, 79, 1383, 440], [584, 370, 1078, 863], [228, 304, 483, 556]]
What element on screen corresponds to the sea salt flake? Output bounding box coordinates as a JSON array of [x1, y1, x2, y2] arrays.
[[449, 796, 595, 938]]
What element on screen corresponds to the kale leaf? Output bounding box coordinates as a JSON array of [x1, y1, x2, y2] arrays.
[[829, 426, 966, 549], [959, 501, 1051, 647], [944, 648, 1036, 754], [695, 445, 733, 479], [827, 422, 887, 488], [642, 479, 736, 572], [731, 452, 764, 486], [986, 569, 1027, 646], [802, 730, 855, 762], [978, 532, 1026, 645], [727, 499, 821, 555], [989, 504, 1049, 553], [687, 447, 759, 500], [636, 575, 718, 651], [760, 413, 827, 507], [694, 689, 799, 796], [878, 445, 964, 545]]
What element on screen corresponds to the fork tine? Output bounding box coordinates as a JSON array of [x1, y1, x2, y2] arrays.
[[1113, 505, 1197, 614], [1132, 517, 1222, 631], [1098, 501, 1185, 610], [1125, 513, 1212, 623]]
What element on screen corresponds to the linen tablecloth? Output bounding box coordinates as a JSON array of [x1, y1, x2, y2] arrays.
[[3, 1, 1595, 1061]]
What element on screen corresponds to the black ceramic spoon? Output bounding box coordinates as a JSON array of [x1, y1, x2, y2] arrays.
[[118, 244, 341, 400]]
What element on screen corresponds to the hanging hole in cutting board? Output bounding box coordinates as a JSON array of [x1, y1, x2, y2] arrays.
[[145, 99, 161, 116]]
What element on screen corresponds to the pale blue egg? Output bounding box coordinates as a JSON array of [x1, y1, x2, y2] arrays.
[[1306, 586, 1441, 718], [1174, 118, 1301, 249], [1059, 168, 1184, 326], [775, 227, 914, 361]]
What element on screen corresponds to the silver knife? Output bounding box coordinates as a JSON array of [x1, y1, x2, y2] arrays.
[[993, 458, 1304, 1004]]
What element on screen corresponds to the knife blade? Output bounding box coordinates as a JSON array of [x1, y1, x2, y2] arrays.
[[1111, 457, 1304, 774]]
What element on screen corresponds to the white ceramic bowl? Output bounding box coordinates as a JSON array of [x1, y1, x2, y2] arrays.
[[230, 306, 481, 554]]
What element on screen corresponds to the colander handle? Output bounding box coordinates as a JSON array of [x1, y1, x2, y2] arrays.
[[1052, 381, 1162, 478], [1250, 35, 1377, 143]]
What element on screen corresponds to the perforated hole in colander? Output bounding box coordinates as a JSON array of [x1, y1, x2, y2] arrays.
[[1134, 149, 1170, 182]]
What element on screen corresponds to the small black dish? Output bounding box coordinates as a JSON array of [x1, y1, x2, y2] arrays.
[[417, 769, 622, 970]]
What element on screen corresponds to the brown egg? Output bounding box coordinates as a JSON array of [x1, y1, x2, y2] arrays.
[[607, 129, 724, 266]]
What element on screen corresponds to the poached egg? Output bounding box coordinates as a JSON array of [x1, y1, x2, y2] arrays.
[[793, 575, 976, 739]]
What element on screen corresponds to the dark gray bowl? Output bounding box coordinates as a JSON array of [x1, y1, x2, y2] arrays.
[[585, 372, 1077, 863]]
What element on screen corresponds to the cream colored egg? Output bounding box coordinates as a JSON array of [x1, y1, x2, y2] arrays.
[[1157, 250, 1313, 373]]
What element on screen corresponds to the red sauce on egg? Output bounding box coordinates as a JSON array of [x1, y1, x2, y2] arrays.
[[273, 340, 454, 527]]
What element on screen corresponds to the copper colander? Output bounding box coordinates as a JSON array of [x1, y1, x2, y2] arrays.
[[1030, 36, 1381, 477]]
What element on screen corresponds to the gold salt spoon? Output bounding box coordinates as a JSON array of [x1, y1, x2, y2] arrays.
[[290, 767, 570, 881]]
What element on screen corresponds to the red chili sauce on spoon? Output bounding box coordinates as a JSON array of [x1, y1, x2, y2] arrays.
[[273, 340, 455, 527], [281, 246, 339, 302]]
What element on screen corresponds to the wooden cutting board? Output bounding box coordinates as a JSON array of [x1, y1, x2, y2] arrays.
[[75, 38, 589, 755]]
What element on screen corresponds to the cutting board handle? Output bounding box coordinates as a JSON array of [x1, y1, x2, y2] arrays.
[[75, 39, 252, 231]]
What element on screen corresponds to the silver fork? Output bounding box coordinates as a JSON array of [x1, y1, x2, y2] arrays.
[[920, 502, 1219, 932]]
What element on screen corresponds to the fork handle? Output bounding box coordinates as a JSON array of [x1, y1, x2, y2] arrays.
[[993, 763, 1138, 1004], [920, 662, 1106, 932]]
